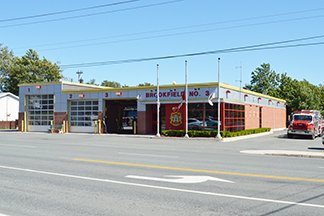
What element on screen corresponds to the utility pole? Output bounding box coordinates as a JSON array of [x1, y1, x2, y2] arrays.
[[76, 70, 83, 83], [235, 64, 243, 102]]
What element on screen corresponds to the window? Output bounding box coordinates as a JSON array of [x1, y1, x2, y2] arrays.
[[70, 100, 99, 127], [224, 103, 245, 132], [188, 103, 219, 130], [26, 95, 54, 126]]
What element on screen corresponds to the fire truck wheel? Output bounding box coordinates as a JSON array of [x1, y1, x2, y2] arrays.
[[287, 134, 293, 139]]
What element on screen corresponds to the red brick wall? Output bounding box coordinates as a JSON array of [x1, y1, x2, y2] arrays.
[[137, 111, 146, 134], [18, 112, 24, 131], [245, 105, 260, 129], [245, 105, 286, 130], [274, 108, 286, 129], [0, 121, 18, 129], [54, 112, 68, 125], [261, 106, 286, 129]]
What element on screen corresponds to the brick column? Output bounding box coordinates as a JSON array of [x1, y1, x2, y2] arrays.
[[54, 112, 68, 125], [137, 111, 146, 134], [18, 112, 25, 132]]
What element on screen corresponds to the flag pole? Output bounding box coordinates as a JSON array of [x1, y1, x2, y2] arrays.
[[216, 58, 222, 140], [156, 64, 161, 137], [184, 60, 189, 138]]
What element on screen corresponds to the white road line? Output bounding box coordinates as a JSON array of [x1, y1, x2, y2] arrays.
[[0, 165, 323, 209], [126, 175, 234, 184], [118, 152, 179, 159], [0, 144, 36, 149]]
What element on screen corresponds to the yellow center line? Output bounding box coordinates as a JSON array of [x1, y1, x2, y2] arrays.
[[73, 158, 324, 183]]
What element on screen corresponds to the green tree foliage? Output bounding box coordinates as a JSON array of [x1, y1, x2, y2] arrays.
[[0, 48, 62, 95], [86, 79, 98, 85], [0, 45, 14, 92], [101, 80, 122, 88], [246, 63, 324, 116], [245, 63, 279, 95], [138, 82, 154, 87]]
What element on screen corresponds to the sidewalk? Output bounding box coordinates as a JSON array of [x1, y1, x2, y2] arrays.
[[241, 149, 324, 159], [0, 129, 276, 141]]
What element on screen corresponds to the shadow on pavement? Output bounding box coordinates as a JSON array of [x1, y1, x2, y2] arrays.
[[260, 192, 324, 216], [308, 147, 324, 151], [277, 134, 314, 140], [0, 129, 18, 132]]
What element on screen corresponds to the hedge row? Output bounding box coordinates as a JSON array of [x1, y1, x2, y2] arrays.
[[161, 128, 271, 138]]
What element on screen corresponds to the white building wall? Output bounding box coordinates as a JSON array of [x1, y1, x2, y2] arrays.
[[0, 95, 19, 121]]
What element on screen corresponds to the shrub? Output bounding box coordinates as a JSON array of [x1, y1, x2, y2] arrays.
[[161, 128, 271, 138]]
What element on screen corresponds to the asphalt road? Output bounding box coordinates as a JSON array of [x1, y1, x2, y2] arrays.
[[0, 131, 323, 216]]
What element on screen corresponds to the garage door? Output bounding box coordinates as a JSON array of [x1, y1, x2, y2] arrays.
[[26, 95, 54, 132], [69, 100, 99, 133]]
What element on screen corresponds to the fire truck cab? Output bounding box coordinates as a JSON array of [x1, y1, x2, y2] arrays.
[[287, 110, 323, 140]]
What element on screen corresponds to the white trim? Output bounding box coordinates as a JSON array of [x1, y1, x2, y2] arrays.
[[28, 125, 50, 132], [0, 92, 19, 100], [70, 126, 95, 133]]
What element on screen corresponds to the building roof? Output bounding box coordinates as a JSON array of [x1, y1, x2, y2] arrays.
[[0, 92, 19, 100], [18, 81, 108, 89], [18, 81, 286, 103]]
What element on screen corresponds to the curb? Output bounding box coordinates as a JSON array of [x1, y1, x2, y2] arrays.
[[241, 150, 324, 159], [221, 131, 273, 142], [0, 130, 276, 142]]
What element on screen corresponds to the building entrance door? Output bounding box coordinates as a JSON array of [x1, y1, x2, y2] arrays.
[[104, 100, 137, 134]]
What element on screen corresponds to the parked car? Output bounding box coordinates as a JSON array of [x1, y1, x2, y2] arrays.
[[205, 119, 218, 127], [188, 118, 205, 130], [187, 118, 219, 130]]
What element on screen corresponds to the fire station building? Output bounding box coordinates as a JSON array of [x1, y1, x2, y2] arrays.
[[18, 81, 286, 134]]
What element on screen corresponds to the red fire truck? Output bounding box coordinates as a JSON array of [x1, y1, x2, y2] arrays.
[[287, 110, 323, 139]]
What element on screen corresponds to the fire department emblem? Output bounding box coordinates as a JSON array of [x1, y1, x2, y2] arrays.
[[170, 111, 182, 127]]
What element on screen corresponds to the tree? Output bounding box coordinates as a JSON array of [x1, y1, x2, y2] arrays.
[[0, 45, 14, 92], [246, 63, 324, 116], [245, 63, 279, 95], [1, 49, 62, 95], [86, 79, 98, 85], [101, 80, 121, 88], [292, 80, 321, 110], [319, 85, 324, 116], [138, 82, 154, 87]]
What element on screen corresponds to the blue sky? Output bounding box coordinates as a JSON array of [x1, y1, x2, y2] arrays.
[[1, 0, 324, 87]]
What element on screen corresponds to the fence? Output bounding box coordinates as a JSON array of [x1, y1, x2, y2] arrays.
[[0, 120, 18, 129]]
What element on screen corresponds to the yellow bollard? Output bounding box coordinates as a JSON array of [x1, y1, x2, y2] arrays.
[[133, 120, 137, 134], [98, 120, 101, 134], [65, 121, 69, 133], [23, 111, 27, 132], [21, 120, 24, 132], [63, 120, 66, 133]]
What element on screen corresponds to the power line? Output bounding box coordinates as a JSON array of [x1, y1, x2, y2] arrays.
[[13, 7, 324, 51], [31, 14, 324, 53], [60, 35, 324, 69], [0, 0, 184, 29], [0, 0, 141, 23]]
